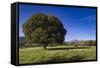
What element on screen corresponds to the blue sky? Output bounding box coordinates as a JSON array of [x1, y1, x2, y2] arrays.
[[19, 4, 96, 41]]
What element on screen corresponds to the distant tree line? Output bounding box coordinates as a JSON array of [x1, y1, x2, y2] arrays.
[[65, 40, 96, 46]]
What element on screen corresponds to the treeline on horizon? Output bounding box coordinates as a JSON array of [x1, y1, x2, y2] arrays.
[[19, 37, 96, 48]]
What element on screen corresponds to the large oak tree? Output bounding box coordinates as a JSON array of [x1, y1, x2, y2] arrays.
[[23, 13, 66, 49]]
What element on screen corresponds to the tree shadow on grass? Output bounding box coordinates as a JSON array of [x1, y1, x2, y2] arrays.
[[47, 46, 91, 50]]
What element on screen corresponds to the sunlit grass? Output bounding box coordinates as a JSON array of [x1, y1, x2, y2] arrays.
[[19, 46, 96, 64]]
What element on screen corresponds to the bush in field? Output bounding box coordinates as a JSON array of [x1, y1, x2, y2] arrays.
[[78, 40, 96, 46], [23, 13, 66, 49], [85, 40, 96, 46]]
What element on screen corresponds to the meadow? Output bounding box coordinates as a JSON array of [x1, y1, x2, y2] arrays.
[[19, 45, 96, 64]]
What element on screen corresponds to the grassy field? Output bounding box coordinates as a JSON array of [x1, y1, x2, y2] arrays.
[[19, 46, 96, 64]]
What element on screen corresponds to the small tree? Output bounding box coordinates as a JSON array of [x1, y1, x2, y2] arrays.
[[23, 13, 66, 49]]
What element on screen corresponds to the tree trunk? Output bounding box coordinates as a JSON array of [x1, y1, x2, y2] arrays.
[[43, 45, 47, 49], [25, 43, 28, 48]]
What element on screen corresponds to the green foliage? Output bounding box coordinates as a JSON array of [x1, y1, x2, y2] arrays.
[[23, 13, 66, 49]]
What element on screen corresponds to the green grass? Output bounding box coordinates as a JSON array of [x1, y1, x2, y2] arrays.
[[19, 46, 96, 64]]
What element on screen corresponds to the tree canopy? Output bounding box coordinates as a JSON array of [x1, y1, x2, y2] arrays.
[[23, 13, 67, 49]]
